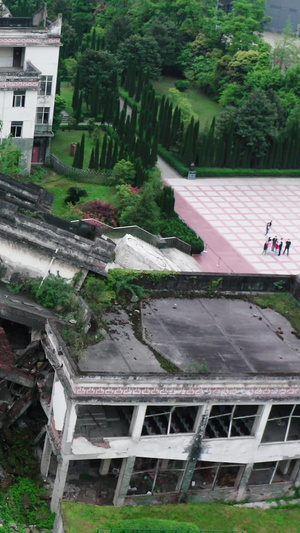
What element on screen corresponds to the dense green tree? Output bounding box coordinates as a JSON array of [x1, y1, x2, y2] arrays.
[[106, 16, 133, 53], [52, 95, 66, 133], [77, 50, 119, 104], [220, 0, 269, 54], [117, 35, 162, 80]]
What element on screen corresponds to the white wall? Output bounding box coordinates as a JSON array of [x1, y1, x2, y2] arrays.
[[0, 48, 13, 67], [0, 89, 37, 139], [0, 236, 79, 280], [25, 46, 60, 123]]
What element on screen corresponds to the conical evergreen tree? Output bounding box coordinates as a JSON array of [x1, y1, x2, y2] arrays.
[[94, 138, 100, 170], [106, 138, 113, 168], [78, 134, 85, 169], [112, 140, 119, 167], [72, 70, 80, 112], [99, 135, 108, 169], [89, 147, 95, 170], [73, 142, 80, 168], [75, 91, 83, 124]]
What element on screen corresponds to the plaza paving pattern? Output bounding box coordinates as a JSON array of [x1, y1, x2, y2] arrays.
[[163, 172, 300, 275]]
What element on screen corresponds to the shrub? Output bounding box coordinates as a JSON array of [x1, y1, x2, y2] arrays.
[[174, 79, 190, 91], [159, 214, 204, 254], [64, 186, 88, 205], [79, 199, 119, 226]]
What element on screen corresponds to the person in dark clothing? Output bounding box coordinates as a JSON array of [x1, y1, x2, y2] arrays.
[[271, 236, 277, 252], [283, 239, 292, 255], [265, 220, 272, 235], [278, 238, 283, 256]]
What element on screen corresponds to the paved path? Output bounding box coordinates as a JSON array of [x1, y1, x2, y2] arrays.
[[157, 158, 300, 275]]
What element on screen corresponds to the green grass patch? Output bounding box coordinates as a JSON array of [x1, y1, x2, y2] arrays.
[[153, 76, 221, 129], [51, 129, 104, 169], [61, 500, 300, 533], [61, 81, 74, 115], [253, 292, 300, 336], [42, 174, 116, 218]]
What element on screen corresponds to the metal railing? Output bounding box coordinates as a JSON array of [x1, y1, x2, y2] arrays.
[[0, 17, 33, 27]]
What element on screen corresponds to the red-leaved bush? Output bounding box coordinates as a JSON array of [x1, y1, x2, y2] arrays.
[[78, 200, 119, 227]]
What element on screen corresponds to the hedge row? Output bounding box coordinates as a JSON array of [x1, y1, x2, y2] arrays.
[[158, 146, 300, 178]]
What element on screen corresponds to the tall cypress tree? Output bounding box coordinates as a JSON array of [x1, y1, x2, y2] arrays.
[[106, 138, 113, 168], [78, 134, 85, 169], [112, 140, 119, 167], [72, 70, 80, 112], [94, 138, 100, 170], [99, 135, 108, 169], [89, 147, 95, 170], [75, 91, 83, 124], [73, 142, 80, 168]]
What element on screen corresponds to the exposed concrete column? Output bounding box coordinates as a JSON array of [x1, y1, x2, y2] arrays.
[[255, 403, 272, 443], [99, 459, 111, 476], [180, 405, 211, 495], [113, 457, 135, 506], [40, 433, 52, 478], [294, 460, 300, 485], [51, 457, 70, 512], [130, 404, 147, 438], [237, 463, 254, 500], [60, 402, 77, 454], [160, 459, 169, 471]]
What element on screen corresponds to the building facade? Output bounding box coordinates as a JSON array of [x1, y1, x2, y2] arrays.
[[38, 294, 300, 514], [0, 3, 61, 173]]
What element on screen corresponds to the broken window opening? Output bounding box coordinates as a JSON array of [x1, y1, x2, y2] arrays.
[[204, 404, 261, 439], [128, 458, 186, 495], [261, 404, 300, 443], [189, 461, 243, 491], [74, 405, 133, 440], [248, 460, 299, 485], [142, 405, 198, 436]]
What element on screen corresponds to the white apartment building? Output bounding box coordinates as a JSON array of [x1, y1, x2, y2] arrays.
[[0, 2, 61, 173]]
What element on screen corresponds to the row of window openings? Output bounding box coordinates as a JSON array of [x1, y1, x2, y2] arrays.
[[74, 404, 300, 442], [10, 108, 50, 137], [127, 458, 298, 496], [12, 78, 53, 108]]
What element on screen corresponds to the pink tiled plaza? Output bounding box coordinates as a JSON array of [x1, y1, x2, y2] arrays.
[[165, 176, 300, 275]]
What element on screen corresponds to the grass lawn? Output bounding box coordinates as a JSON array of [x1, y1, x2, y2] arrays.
[[153, 76, 222, 130], [61, 81, 88, 115], [61, 500, 300, 533], [51, 129, 104, 169], [42, 173, 116, 218]]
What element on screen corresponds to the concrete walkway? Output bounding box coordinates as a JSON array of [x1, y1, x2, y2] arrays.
[[157, 157, 300, 275]]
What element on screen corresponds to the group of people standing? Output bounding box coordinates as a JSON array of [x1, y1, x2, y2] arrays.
[[263, 221, 292, 256]]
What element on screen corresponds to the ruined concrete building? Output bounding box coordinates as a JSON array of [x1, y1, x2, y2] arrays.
[[1, 176, 300, 521]]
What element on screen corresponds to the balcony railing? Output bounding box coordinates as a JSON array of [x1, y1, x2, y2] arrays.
[[0, 17, 33, 27], [35, 124, 53, 136]]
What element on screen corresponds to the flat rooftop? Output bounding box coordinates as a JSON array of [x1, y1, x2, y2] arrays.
[[79, 297, 300, 376]]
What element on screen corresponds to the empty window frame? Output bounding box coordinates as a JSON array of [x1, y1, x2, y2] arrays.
[[36, 107, 50, 124], [13, 90, 25, 107], [248, 460, 298, 485], [142, 405, 198, 436], [10, 121, 23, 137], [204, 405, 260, 439], [39, 75, 53, 96], [261, 404, 300, 443], [129, 458, 186, 495], [189, 462, 243, 491], [74, 405, 133, 439]]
